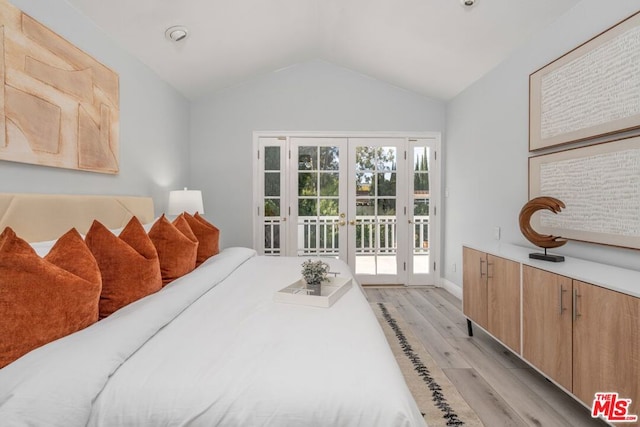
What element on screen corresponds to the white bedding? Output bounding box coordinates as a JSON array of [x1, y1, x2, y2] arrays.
[[0, 249, 425, 427]]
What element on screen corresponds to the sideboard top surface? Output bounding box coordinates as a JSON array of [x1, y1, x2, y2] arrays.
[[463, 243, 640, 299]]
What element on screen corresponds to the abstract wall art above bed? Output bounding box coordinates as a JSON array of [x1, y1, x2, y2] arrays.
[[0, 0, 119, 174]]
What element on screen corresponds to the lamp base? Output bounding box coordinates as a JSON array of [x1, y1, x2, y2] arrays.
[[529, 252, 565, 262]]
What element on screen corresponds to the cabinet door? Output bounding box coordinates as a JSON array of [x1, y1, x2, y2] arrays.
[[573, 280, 640, 410], [462, 247, 488, 329], [522, 266, 572, 390], [487, 255, 521, 353]]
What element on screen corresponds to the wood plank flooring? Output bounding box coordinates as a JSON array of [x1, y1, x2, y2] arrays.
[[364, 287, 609, 427]]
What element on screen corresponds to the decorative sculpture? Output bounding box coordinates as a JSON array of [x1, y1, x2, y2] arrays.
[[519, 196, 567, 262]]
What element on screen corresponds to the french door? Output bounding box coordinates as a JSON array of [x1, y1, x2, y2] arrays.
[[254, 133, 439, 286], [289, 138, 349, 259]]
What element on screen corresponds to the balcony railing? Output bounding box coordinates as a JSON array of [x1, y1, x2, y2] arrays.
[[264, 215, 429, 256]]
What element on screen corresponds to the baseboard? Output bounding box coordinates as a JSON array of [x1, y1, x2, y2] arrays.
[[439, 278, 462, 300]]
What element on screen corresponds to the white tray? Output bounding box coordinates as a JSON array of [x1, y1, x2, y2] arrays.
[[274, 276, 352, 308]]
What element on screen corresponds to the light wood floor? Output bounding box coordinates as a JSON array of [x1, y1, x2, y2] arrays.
[[364, 287, 609, 427]]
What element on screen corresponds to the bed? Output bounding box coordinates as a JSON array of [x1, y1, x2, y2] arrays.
[[0, 193, 426, 426]]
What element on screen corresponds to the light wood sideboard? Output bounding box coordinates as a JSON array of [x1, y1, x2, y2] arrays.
[[462, 244, 640, 422]]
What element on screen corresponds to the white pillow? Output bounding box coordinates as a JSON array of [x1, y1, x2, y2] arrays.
[[29, 218, 159, 256]]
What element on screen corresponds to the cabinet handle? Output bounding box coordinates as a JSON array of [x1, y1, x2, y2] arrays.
[[486, 262, 494, 279], [572, 289, 581, 321], [558, 284, 567, 315], [479, 259, 485, 278]]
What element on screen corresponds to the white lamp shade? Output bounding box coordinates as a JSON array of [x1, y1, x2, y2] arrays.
[[168, 188, 204, 215]]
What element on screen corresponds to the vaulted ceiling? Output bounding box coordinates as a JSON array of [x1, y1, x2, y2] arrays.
[[64, 0, 582, 100]]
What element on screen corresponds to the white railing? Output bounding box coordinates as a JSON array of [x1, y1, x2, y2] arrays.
[[263, 217, 282, 255], [263, 216, 429, 256], [297, 217, 341, 256], [293, 215, 429, 256]]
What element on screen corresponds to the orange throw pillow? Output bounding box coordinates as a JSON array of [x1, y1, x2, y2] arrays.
[[85, 217, 162, 319], [148, 215, 198, 285], [194, 212, 220, 255], [183, 212, 219, 266], [0, 227, 101, 368]]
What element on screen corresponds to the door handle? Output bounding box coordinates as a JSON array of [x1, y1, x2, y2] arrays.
[[349, 220, 355, 226], [558, 284, 567, 315], [339, 220, 346, 227], [572, 289, 581, 322]]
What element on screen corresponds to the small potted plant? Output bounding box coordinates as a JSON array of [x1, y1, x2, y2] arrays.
[[301, 259, 329, 296]]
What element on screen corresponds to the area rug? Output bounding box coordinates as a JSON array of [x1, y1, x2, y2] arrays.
[[372, 303, 484, 427]]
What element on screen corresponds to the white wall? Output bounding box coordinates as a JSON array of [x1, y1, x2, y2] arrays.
[[444, 0, 640, 288], [1, 0, 191, 215], [190, 60, 445, 248]]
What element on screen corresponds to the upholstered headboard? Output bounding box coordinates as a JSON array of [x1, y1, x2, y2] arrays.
[[0, 193, 154, 242]]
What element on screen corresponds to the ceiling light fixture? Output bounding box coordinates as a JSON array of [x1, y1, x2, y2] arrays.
[[460, 0, 476, 6], [165, 26, 189, 42]]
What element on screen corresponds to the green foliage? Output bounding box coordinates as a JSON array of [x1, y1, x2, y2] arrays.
[[301, 259, 330, 284]]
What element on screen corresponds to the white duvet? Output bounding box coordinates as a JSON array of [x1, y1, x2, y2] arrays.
[[0, 248, 425, 427]]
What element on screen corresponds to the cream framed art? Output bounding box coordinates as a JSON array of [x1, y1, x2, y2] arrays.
[[0, 0, 119, 174], [529, 11, 640, 151], [528, 135, 640, 250]]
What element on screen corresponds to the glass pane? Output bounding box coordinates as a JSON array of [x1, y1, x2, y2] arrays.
[[377, 173, 396, 196], [298, 146, 317, 170], [319, 198, 339, 216], [320, 173, 339, 196], [273, 224, 280, 249], [377, 199, 396, 216], [264, 223, 281, 251], [414, 172, 429, 193], [299, 219, 318, 251], [298, 199, 317, 216], [356, 198, 374, 216], [320, 146, 339, 170], [264, 172, 280, 197], [265, 146, 280, 171], [319, 221, 339, 252], [298, 172, 317, 196], [378, 221, 396, 250], [356, 172, 375, 195], [264, 199, 280, 216], [377, 147, 397, 171], [414, 222, 429, 249], [413, 253, 429, 274], [355, 146, 376, 171], [413, 198, 429, 216], [413, 147, 430, 172]]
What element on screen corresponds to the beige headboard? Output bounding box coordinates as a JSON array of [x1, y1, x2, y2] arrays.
[[0, 193, 154, 242]]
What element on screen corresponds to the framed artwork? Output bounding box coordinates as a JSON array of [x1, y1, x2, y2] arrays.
[[529, 11, 640, 151], [0, 1, 119, 174], [529, 135, 640, 250]]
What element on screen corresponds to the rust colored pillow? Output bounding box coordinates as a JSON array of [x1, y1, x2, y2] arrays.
[[0, 227, 101, 368], [85, 217, 162, 319], [148, 215, 198, 285], [194, 212, 220, 254], [183, 212, 220, 266]]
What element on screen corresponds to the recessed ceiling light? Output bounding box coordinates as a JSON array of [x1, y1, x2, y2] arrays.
[[165, 26, 189, 42]]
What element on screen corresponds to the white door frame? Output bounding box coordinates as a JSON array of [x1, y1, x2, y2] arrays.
[[252, 131, 442, 286]]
